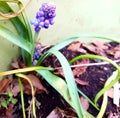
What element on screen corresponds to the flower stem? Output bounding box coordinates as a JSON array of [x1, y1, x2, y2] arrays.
[[18, 77, 26, 118]]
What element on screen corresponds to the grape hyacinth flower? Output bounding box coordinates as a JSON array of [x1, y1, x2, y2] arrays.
[[30, 2, 56, 32], [32, 43, 42, 66]]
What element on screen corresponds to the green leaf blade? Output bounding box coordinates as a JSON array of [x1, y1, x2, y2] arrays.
[[36, 70, 71, 104], [0, 25, 32, 53], [47, 50, 84, 118], [0, 1, 27, 38]]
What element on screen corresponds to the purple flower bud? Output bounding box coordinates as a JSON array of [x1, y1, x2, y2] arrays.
[[49, 18, 54, 25], [44, 20, 50, 28], [39, 22, 44, 27], [44, 19, 49, 26], [30, 20, 35, 25], [39, 11, 44, 16], [36, 11, 44, 19], [34, 21, 39, 27], [39, 17, 45, 22], [44, 25, 49, 29], [32, 60, 38, 66], [30, 2, 56, 32], [40, 2, 56, 19], [35, 44, 41, 51], [34, 27, 41, 32], [36, 12, 40, 19], [33, 52, 40, 59], [48, 13, 56, 18]]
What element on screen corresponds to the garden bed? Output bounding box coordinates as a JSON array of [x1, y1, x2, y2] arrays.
[[0, 41, 120, 118]]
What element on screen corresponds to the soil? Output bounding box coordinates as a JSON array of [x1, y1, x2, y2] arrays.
[[0, 41, 120, 118], [40, 41, 120, 118]]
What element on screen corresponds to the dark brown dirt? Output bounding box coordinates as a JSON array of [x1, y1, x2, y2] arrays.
[[1, 42, 120, 118]]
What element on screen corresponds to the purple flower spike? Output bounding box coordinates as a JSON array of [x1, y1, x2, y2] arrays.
[[30, 2, 56, 32]]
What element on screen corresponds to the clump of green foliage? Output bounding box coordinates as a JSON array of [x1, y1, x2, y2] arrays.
[[0, 91, 17, 109], [0, 1, 120, 118]]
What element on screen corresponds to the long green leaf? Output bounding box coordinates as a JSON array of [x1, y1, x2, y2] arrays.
[[0, 0, 18, 2], [16, 73, 36, 118], [97, 71, 118, 118], [0, 1, 27, 38], [69, 54, 120, 70], [17, 77, 26, 118], [94, 71, 120, 104], [0, 66, 53, 77], [17, 1, 33, 65], [0, 25, 32, 53], [48, 50, 84, 118], [78, 89, 100, 111], [18, 1, 33, 43], [37, 70, 94, 118], [0, 1, 32, 41], [36, 70, 71, 105], [0, 1, 33, 65], [69, 54, 120, 104]]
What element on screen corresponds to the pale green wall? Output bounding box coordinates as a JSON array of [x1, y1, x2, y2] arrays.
[[24, 0, 120, 44], [0, 20, 19, 72], [0, 0, 120, 72]]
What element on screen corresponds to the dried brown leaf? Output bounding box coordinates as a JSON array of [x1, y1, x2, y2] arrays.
[[12, 83, 20, 97], [73, 67, 85, 77], [83, 43, 96, 53], [92, 40, 108, 50], [72, 59, 89, 77], [27, 74, 47, 91], [114, 45, 120, 51], [75, 78, 88, 85], [5, 103, 14, 117], [54, 69, 64, 77], [10, 79, 21, 97], [0, 78, 12, 94], [83, 41, 108, 56], [27, 74, 48, 94], [67, 41, 82, 52], [46, 107, 62, 118], [80, 96, 89, 110], [78, 48, 87, 54], [19, 61, 27, 68], [106, 45, 120, 58], [114, 51, 120, 58], [11, 61, 19, 69], [108, 111, 119, 118], [47, 107, 77, 118], [12, 74, 48, 96]]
